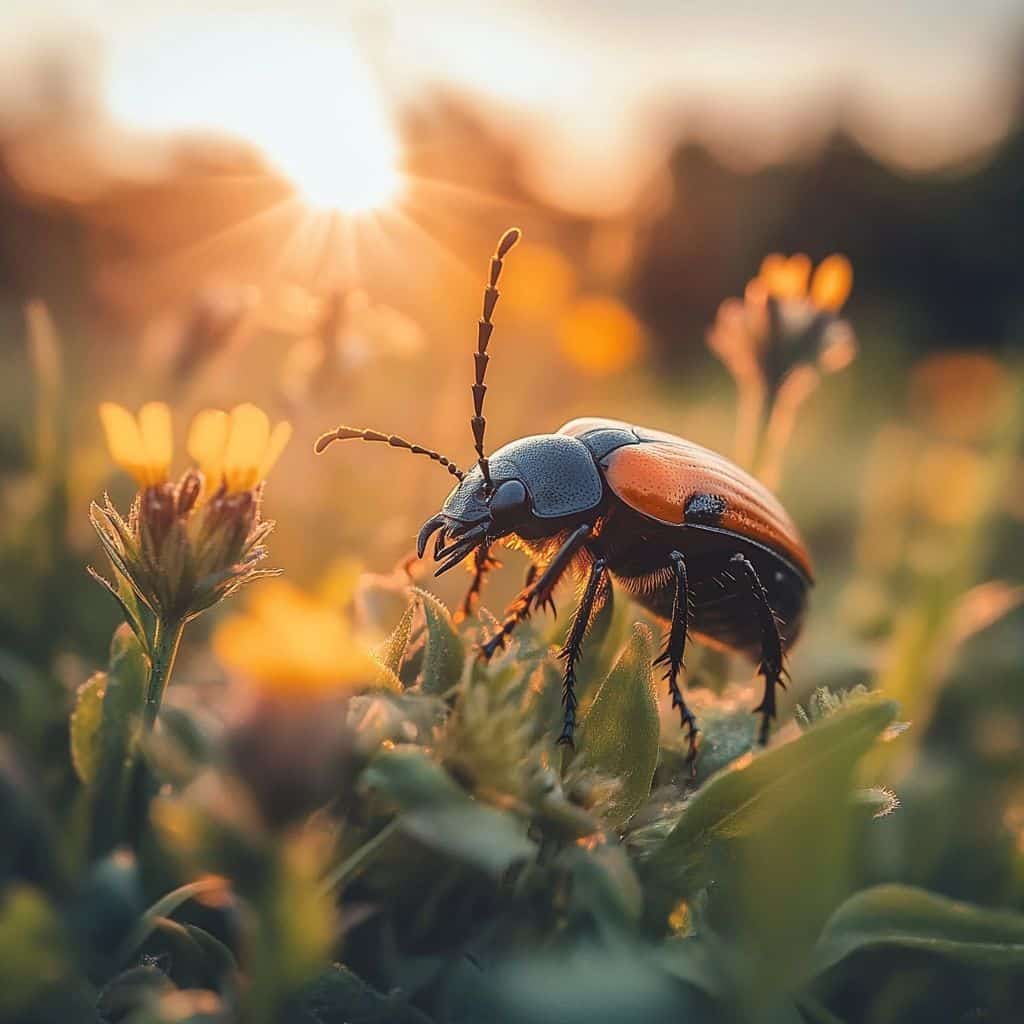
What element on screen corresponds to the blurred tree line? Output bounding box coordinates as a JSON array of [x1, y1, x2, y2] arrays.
[[1, 54, 1022, 363]]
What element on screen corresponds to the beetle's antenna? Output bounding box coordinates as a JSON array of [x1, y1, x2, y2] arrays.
[[472, 226, 521, 491], [315, 426, 464, 480]]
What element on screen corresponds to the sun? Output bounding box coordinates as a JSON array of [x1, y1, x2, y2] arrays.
[[104, 16, 402, 215]]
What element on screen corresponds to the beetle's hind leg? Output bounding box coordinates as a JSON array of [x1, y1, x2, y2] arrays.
[[730, 553, 786, 746], [654, 551, 699, 767]]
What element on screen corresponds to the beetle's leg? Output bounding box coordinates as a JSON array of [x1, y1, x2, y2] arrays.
[[479, 523, 592, 660], [523, 562, 539, 590], [557, 553, 608, 747], [455, 544, 502, 623], [654, 551, 699, 766], [730, 553, 786, 746]]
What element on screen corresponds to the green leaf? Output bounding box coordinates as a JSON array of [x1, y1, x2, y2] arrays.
[[70, 672, 106, 785], [291, 963, 433, 1023], [444, 940, 712, 1024], [375, 600, 415, 679], [360, 747, 535, 876], [371, 599, 416, 690], [117, 876, 229, 965], [361, 745, 467, 807], [559, 843, 644, 935], [88, 565, 151, 654], [0, 885, 70, 1017], [401, 802, 536, 877], [643, 692, 898, 898], [813, 884, 1024, 976], [413, 588, 465, 694], [577, 623, 660, 827], [96, 966, 174, 1022], [88, 625, 151, 853], [641, 692, 898, 1011]]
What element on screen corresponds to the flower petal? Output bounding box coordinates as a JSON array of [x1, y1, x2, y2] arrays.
[[258, 420, 292, 481], [811, 254, 853, 311], [138, 402, 173, 486], [224, 404, 270, 492], [759, 253, 811, 301], [187, 409, 230, 490], [99, 402, 148, 486]]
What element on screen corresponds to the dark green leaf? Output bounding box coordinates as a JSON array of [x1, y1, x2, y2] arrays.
[[444, 941, 712, 1024], [291, 963, 433, 1024], [401, 801, 535, 877], [559, 843, 643, 934], [361, 746, 466, 807], [360, 747, 535, 876], [813, 884, 1024, 975], [97, 966, 174, 1022], [118, 876, 229, 965]]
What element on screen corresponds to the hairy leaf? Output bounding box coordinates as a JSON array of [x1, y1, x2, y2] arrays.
[[578, 623, 659, 827], [375, 599, 416, 685], [413, 588, 465, 694]]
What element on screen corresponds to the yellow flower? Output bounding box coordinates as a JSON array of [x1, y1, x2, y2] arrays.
[[92, 399, 286, 630], [187, 403, 292, 494], [756, 252, 853, 312], [757, 253, 811, 302], [213, 580, 380, 698], [707, 252, 857, 478], [809, 254, 853, 312], [99, 401, 173, 488], [559, 295, 644, 376]]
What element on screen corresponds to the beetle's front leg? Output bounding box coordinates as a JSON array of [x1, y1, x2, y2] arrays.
[[479, 523, 592, 660], [557, 552, 607, 746], [730, 553, 786, 745], [455, 544, 502, 623]]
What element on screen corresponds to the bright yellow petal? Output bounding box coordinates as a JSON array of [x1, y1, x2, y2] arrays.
[[224, 404, 270, 492], [810, 254, 853, 311], [258, 421, 292, 481], [99, 402, 148, 486], [187, 409, 230, 490], [138, 402, 172, 486]]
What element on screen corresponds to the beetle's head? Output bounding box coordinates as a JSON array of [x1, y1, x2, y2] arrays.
[[315, 230, 606, 577], [417, 435, 603, 576]]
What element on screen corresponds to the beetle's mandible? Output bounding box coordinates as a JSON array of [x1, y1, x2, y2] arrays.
[[315, 228, 812, 757]]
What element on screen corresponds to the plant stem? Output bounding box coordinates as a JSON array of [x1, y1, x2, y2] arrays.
[[144, 616, 185, 729], [319, 819, 400, 895]]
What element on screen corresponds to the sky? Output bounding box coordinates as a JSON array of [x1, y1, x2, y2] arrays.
[[2, 1, 1022, 214]]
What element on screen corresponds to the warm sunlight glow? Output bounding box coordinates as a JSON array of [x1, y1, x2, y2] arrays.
[[104, 17, 401, 214]]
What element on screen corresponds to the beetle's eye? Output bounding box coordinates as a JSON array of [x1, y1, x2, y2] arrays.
[[488, 479, 529, 524]]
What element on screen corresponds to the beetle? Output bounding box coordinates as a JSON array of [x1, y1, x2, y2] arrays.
[[316, 228, 812, 755]]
